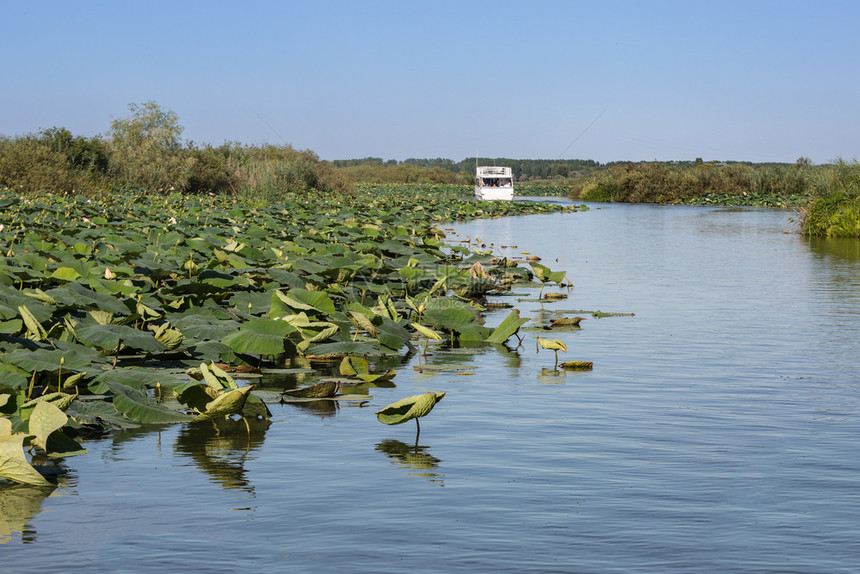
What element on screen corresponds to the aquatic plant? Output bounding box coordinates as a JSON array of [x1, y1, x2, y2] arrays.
[[529, 262, 570, 298], [536, 337, 567, 368], [375, 391, 445, 441], [0, 184, 575, 483]]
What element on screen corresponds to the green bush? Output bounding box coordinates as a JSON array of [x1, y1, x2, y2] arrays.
[[0, 135, 109, 195], [801, 160, 860, 237]]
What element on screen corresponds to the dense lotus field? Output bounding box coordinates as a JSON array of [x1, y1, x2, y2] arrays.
[[0, 184, 573, 485]]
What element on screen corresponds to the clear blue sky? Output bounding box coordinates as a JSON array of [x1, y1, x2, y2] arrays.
[[3, 0, 858, 164]]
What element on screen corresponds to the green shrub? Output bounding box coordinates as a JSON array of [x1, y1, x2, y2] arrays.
[[0, 135, 109, 195], [801, 160, 860, 237]]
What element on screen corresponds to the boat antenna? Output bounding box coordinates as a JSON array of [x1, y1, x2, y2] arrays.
[[555, 109, 606, 159], [254, 111, 290, 146]]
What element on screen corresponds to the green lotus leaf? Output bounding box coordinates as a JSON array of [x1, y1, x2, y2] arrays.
[[50, 267, 82, 282], [306, 340, 391, 357], [279, 289, 336, 316], [89, 310, 115, 325], [340, 355, 371, 377], [201, 361, 238, 390], [411, 322, 442, 342], [89, 367, 188, 394], [376, 316, 413, 351], [221, 317, 298, 356], [20, 393, 76, 422], [375, 391, 445, 425], [347, 310, 378, 336], [18, 305, 48, 341], [46, 282, 131, 315], [23, 288, 58, 305], [28, 401, 68, 452], [76, 323, 166, 353], [4, 348, 91, 374], [0, 309, 25, 332], [267, 268, 305, 290], [58, 371, 87, 392], [485, 309, 530, 344], [191, 385, 255, 422], [64, 399, 140, 430], [169, 314, 240, 341], [0, 370, 28, 392], [107, 381, 194, 424], [153, 324, 184, 350], [529, 262, 570, 297], [0, 433, 53, 486]]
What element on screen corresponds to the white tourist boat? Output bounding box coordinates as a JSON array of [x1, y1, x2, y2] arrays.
[[475, 166, 514, 201]]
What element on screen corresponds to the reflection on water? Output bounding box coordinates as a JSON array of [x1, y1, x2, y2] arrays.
[[286, 398, 340, 417], [807, 236, 860, 260], [173, 417, 271, 494], [375, 439, 444, 486], [0, 484, 55, 544]]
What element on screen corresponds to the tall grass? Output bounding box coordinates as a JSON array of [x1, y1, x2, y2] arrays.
[[800, 159, 860, 237]]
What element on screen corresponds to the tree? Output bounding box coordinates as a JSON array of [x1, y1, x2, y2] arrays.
[[109, 101, 183, 153], [107, 101, 191, 192]]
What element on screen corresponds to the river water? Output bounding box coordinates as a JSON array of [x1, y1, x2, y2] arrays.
[[3, 201, 860, 573]]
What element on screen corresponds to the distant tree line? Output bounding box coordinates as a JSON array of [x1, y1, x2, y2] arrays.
[[331, 157, 602, 181]]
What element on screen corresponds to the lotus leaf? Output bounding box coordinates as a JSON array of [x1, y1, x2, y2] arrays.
[[0, 432, 53, 486], [340, 356, 397, 383], [106, 381, 194, 424], [64, 399, 140, 430], [153, 323, 184, 350], [375, 392, 445, 439], [20, 392, 76, 421], [50, 267, 82, 282], [559, 361, 593, 370], [28, 401, 68, 452], [76, 323, 166, 354], [282, 380, 339, 399], [221, 317, 298, 356], [191, 385, 255, 422], [485, 309, 530, 344], [550, 317, 584, 327], [536, 337, 567, 368], [529, 262, 570, 297], [0, 370, 28, 391]]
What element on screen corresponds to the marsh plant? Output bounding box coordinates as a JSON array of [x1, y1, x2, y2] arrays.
[[800, 159, 860, 237], [0, 184, 568, 484]]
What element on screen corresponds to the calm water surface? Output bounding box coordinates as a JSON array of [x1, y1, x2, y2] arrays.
[[4, 201, 860, 573]]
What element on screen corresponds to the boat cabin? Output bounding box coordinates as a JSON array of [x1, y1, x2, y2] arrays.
[[475, 166, 514, 201]]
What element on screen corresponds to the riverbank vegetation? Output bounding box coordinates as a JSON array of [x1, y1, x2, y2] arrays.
[[571, 160, 823, 207], [0, 102, 352, 201], [799, 159, 860, 237]]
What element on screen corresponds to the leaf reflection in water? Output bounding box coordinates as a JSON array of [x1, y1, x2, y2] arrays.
[[286, 399, 339, 417], [375, 439, 444, 486], [173, 417, 271, 494], [0, 483, 56, 544]]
